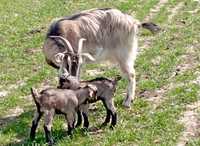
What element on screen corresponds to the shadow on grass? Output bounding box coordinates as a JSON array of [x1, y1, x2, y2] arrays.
[[0, 110, 74, 146], [0, 109, 104, 146]]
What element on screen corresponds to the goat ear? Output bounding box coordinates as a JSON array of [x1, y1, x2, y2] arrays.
[[88, 84, 97, 91], [79, 83, 87, 88], [81, 53, 95, 61], [54, 53, 65, 63], [89, 89, 93, 98], [88, 84, 97, 98]]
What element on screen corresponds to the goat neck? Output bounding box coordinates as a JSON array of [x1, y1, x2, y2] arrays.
[[75, 88, 90, 104]]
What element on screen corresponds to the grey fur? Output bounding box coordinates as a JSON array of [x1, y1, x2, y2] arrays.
[[59, 76, 121, 128], [30, 85, 97, 145]]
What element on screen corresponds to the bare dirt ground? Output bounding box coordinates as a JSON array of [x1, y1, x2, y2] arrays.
[[140, 2, 200, 145], [144, 0, 168, 22], [168, 2, 184, 23], [0, 78, 27, 99], [1, 1, 200, 145], [0, 106, 24, 126], [177, 100, 200, 146]]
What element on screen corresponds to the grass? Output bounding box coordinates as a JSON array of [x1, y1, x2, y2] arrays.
[[0, 0, 200, 145]]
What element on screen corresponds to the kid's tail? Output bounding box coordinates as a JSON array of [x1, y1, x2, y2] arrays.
[[31, 87, 40, 112]]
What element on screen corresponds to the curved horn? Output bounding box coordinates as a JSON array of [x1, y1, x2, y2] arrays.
[[49, 36, 74, 53], [78, 38, 86, 54], [75, 38, 86, 78], [67, 55, 72, 74], [81, 53, 95, 61]]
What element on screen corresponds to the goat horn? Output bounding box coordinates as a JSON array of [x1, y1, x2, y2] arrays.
[[49, 36, 74, 53], [78, 38, 86, 54], [76, 38, 86, 78], [67, 56, 72, 74], [81, 53, 95, 61]]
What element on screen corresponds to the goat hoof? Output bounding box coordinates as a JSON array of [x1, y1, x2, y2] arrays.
[[122, 100, 131, 108], [47, 140, 54, 146], [100, 122, 108, 128], [109, 125, 114, 130], [75, 124, 80, 128], [81, 127, 88, 132], [30, 136, 35, 141]]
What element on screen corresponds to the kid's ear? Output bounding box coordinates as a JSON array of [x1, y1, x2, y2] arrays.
[[87, 84, 97, 91], [88, 84, 97, 98]]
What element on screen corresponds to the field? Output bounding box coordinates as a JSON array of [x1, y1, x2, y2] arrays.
[[0, 0, 200, 145]]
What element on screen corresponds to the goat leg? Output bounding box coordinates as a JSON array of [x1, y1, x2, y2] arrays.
[[80, 104, 89, 129], [44, 125, 54, 146], [82, 112, 89, 129], [119, 59, 136, 108], [30, 111, 43, 140], [110, 112, 117, 129], [75, 110, 82, 127], [67, 122, 75, 136], [66, 112, 76, 136], [44, 110, 54, 145], [101, 109, 111, 127], [102, 99, 117, 129], [101, 100, 112, 127]]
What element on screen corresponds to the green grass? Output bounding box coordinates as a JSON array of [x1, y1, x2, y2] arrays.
[[0, 0, 200, 145]]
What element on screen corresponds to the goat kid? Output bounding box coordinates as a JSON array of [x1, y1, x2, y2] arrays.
[[59, 75, 121, 129], [30, 84, 97, 145], [43, 8, 160, 108]]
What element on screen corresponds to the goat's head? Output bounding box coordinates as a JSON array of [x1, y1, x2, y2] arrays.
[[58, 75, 80, 89], [84, 84, 98, 102], [50, 36, 95, 89]]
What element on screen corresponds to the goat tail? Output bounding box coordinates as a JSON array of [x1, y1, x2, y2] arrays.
[[141, 22, 161, 33], [31, 87, 40, 112]]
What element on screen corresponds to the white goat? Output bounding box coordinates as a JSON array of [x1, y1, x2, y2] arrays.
[[42, 8, 160, 108]]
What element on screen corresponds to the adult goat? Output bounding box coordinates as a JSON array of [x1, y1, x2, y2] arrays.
[[42, 8, 160, 108]]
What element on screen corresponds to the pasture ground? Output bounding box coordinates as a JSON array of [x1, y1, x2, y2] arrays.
[[0, 0, 200, 145]]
